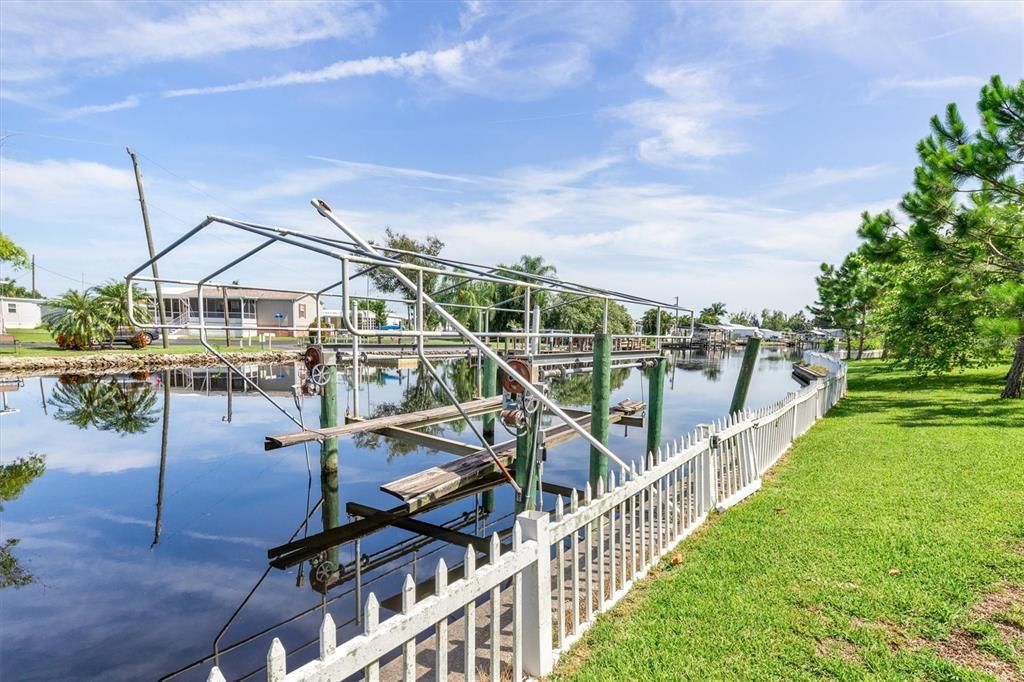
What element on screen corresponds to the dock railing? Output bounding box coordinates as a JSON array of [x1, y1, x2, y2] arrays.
[[208, 353, 846, 682]]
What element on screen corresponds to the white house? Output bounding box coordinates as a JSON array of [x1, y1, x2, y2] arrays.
[[0, 296, 43, 331], [157, 287, 324, 338]]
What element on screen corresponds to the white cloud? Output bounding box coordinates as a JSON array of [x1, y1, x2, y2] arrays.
[[0, 1, 381, 83], [685, 1, 1024, 69], [871, 75, 985, 97], [163, 41, 486, 98], [767, 164, 893, 197], [161, 1, 635, 102], [51, 95, 140, 120], [614, 65, 748, 164], [1, 152, 880, 313]]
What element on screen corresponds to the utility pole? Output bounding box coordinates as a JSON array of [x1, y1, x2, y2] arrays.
[[31, 255, 36, 296], [221, 287, 231, 348], [127, 147, 169, 348]]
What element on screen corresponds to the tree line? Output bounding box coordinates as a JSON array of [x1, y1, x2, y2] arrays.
[[811, 76, 1023, 399], [366, 229, 637, 335]]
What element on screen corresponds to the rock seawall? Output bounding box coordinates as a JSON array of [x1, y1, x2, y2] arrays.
[[0, 350, 302, 377]]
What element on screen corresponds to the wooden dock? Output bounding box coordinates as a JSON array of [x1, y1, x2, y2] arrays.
[[380, 399, 645, 511], [264, 396, 504, 450]]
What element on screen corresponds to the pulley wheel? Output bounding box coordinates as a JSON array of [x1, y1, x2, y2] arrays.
[[500, 358, 532, 395], [309, 364, 329, 386]]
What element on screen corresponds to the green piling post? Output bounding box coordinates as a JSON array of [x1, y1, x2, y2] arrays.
[[646, 356, 666, 458], [481, 355, 497, 513], [589, 332, 611, 491], [320, 359, 339, 472], [319, 356, 340, 572], [729, 336, 761, 415], [514, 421, 530, 513]]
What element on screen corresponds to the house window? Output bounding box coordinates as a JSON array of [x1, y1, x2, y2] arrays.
[[203, 298, 225, 317], [243, 300, 256, 319], [228, 299, 242, 319], [298, 303, 307, 320], [7, 303, 15, 313], [164, 298, 185, 318]]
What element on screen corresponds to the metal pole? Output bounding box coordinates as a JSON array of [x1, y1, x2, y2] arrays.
[[31, 254, 36, 296], [531, 304, 540, 355], [589, 332, 612, 491], [729, 335, 761, 415], [523, 286, 531, 353], [351, 298, 361, 418], [127, 147, 169, 348], [152, 369, 171, 548], [481, 355, 497, 514], [646, 357, 666, 457]]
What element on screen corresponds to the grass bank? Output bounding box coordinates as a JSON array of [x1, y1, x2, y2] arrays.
[[555, 362, 1024, 681]]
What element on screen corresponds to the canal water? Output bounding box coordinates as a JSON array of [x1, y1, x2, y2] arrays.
[[0, 347, 800, 681]]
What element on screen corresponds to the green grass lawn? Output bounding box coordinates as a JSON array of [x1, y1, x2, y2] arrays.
[[7, 327, 56, 343], [555, 362, 1024, 681]]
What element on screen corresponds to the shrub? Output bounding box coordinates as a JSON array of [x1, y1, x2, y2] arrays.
[[307, 317, 335, 342], [127, 332, 150, 349]]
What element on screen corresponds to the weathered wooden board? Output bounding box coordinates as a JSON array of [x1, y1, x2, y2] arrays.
[[381, 400, 645, 511], [264, 395, 503, 450]]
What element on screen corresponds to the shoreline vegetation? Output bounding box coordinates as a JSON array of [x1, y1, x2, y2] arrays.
[[554, 361, 1024, 680]]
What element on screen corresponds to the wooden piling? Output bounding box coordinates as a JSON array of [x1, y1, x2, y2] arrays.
[[729, 336, 761, 415], [589, 332, 611, 491], [646, 357, 666, 458], [514, 409, 539, 513], [320, 355, 340, 572]]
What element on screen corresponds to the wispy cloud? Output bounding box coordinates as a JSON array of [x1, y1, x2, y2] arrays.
[[767, 164, 893, 197], [163, 42, 484, 98], [0, 1, 381, 83], [871, 74, 984, 97], [51, 95, 141, 120], [614, 64, 749, 165], [685, 1, 1023, 69]]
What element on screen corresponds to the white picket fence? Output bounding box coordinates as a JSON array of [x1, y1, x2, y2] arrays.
[[208, 353, 847, 682]]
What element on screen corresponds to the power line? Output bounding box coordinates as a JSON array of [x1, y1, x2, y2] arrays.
[[34, 263, 102, 289]]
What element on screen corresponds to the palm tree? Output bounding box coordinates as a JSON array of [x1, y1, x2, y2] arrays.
[[93, 280, 153, 343], [44, 290, 112, 349], [698, 302, 729, 325]]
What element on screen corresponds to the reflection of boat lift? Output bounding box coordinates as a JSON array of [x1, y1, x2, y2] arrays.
[[0, 378, 24, 415]]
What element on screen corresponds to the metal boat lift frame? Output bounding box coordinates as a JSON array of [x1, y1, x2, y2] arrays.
[[126, 198, 693, 479]]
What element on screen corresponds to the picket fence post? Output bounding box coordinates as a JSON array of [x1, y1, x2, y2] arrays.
[[520, 510, 553, 677]]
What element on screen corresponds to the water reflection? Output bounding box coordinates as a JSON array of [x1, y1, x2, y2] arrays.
[[49, 375, 159, 435], [0, 348, 804, 681], [0, 453, 46, 589]]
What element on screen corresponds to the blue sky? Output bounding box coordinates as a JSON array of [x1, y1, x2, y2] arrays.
[[1, 0, 1021, 316]]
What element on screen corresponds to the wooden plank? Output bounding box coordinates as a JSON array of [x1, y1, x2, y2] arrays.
[[346, 502, 491, 552], [267, 474, 505, 569], [381, 400, 645, 510], [345, 415, 483, 457], [541, 481, 582, 499], [264, 396, 503, 450]]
